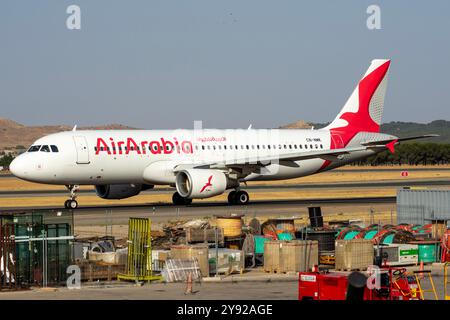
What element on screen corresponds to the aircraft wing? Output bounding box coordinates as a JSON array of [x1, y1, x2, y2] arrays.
[[174, 146, 370, 172], [174, 134, 439, 172], [361, 134, 439, 146]]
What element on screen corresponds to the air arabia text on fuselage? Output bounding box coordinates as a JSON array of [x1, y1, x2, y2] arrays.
[[95, 137, 193, 155]]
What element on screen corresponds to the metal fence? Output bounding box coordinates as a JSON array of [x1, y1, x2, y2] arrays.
[[397, 189, 450, 225], [0, 209, 74, 289]]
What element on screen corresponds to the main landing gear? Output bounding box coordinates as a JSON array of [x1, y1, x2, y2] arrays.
[[172, 192, 193, 205], [64, 185, 79, 209], [227, 190, 250, 205]]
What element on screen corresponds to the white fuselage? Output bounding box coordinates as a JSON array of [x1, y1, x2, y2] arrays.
[[10, 128, 376, 186]]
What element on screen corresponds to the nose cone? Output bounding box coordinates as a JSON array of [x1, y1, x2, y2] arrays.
[[9, 155, 28, 179]]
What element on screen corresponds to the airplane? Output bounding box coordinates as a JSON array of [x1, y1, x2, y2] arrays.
[[9, 59, 437, 209]]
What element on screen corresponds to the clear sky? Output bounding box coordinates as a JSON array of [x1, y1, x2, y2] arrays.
[[1, 1, 449, 129]]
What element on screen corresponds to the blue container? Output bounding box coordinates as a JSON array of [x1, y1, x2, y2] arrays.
[[254, 236, 271, 254], [418, 243, 438, 263], [277, 233, 293, 241]]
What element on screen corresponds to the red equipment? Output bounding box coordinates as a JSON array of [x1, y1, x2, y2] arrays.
[[442, 230, 450, 262], [298, 267, 421, 300]]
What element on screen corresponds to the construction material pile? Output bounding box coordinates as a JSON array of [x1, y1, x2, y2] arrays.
[[152, 219, 210, 249]]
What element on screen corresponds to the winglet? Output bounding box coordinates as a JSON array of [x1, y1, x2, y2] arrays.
[[72, 125, 77, 132], [386, 139, 397, 153]]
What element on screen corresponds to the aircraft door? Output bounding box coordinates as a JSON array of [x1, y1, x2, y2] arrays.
[[73, 136, 90, 164]]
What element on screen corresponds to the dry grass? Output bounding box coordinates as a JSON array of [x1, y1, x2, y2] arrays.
[[2, 166, 450, 192], [0, 187, 396, 208]]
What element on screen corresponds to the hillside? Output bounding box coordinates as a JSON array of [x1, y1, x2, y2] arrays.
[[1, 118, 449, 151], [0, 118, 135, 151], [282, 120, 450, 144]]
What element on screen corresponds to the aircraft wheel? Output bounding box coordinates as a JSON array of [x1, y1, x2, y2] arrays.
[[68, 200, 78, 209], [234, 191, 249, 205], [172, 192, 192, 205], [227, 191, 237, 205], [64, 200, 70, 209]]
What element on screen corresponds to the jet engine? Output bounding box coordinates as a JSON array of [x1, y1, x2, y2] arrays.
[[175, 169, 229, 199], [95, 184, 154, 199]]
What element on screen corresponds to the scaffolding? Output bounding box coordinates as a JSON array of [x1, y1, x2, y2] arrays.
[[118, 218, 161, 282]]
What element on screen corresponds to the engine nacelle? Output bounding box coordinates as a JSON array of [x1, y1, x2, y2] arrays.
[[176, 169, 228, 199], [95, 184, 153, 199]]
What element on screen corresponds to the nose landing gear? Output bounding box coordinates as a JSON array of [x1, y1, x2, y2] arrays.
[[64, 185, 79, 209]]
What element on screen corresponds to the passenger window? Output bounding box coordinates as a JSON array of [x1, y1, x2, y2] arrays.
[[28, 145, 41, 152], [305, 145, 308, 149], [202, 146, 205, 150], [310, 144, 313, 149], [299, 145, 303, 149], [320, 144, 323, 149], [40, 145, 50, 152], [50, 145, 59, 152]]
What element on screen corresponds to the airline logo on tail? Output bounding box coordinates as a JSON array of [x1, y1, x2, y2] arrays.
[[326, 59, 391, 146]]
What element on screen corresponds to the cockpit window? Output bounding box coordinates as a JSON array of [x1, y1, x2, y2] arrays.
[[40, 145, 51, 152], [50, 145, 59, 152], [28, 145, 41, 152]]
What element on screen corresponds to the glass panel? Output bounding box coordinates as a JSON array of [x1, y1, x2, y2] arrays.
[[28, 145, 41, 152], [40, 145, 50, 152]]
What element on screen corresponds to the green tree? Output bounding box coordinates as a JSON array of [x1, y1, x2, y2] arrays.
[[0, 154, 15, 167]]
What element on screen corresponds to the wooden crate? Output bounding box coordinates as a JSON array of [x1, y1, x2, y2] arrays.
[[280, 240, 318, 273], [335, 239, 374, 271], [78, 262, 126, 282], [186, 227, 224, 244], [170, 245, 209, 277], [264, 240, 318, 273]]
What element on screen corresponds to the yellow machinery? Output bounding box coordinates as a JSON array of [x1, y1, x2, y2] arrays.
[[444, 262, 450, 300], [413, 270, 438, 300], [118, 218, 162, 282]]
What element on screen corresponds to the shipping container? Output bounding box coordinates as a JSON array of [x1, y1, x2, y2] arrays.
[[397, 189, 450, 225]]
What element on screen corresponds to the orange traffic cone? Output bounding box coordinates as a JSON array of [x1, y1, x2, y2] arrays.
[[418, 261, 424, 279], [185, 272, 193, 295]]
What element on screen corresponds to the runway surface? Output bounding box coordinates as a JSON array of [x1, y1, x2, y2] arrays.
[[1, 178, 449, 197], [0, 196, 396, 226]]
